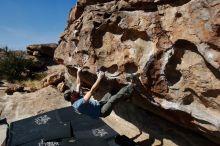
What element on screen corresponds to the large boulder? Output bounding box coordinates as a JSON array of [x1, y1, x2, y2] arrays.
[[57, 82, 67, 92], [55, 0, 220, 144], [27, 43, 57, 57], [0, 86, 70, 123], [26, 43, 58, 70], [25, 55, 46, 70], [41, 71, 65, 87]]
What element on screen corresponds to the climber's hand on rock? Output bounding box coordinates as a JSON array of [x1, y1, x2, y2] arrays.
[[75, 65, 83, 74], [97, 71, 105, 80]]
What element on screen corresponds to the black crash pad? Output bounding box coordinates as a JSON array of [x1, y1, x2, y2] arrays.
[[20, 138, 110, 146], [73, 124, 118, 140], [70, 110, 118, 140], [7, 106, 121, 146], [9, 106, 79, 132], [8, 122, 71, 146]]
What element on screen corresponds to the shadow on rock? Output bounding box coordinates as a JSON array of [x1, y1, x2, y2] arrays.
[[113, 101, 218, 146]]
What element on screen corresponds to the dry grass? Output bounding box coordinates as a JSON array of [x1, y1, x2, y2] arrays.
[[18, 79, 42, 89], [16, 72, 47, 90]]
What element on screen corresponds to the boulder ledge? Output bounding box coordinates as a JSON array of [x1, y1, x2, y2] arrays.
[[55, 0, 220, 144]]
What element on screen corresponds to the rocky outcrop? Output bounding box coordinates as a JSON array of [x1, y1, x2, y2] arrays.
[[41, 65, 66, 88], [26, 43, 58, 70], [0, 86, 70, 123], [27, 43, 57, 57], [5, 85, 24, 95], [103, 104, 218, 146], [57, 82, 67, 92], [55, 0, 220, 144], [41, 71, 65, 87]]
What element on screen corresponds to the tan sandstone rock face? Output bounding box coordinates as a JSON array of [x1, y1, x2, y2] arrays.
[[26, 43, 58, 70], [55, 0, 220, 144], [27, 43, 57, 57], [0, 86, 70, 123], [41, 71, 65, 87]]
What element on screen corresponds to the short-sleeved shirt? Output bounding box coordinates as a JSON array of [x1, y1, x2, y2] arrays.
[[72, 96, 101, 119]]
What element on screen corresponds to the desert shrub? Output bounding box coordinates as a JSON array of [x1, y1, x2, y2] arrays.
[[0, 48, 33, 82]]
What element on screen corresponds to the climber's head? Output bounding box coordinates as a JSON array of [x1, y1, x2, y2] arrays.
[[64, 89, 80, 104]]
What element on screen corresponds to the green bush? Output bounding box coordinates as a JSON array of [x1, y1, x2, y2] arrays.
[[0, 48, 33, 82]]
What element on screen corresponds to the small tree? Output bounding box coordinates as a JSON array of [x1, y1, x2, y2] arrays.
[[0, 48, 33, 82]]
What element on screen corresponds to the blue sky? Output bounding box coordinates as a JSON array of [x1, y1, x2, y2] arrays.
[[0, 0, 77, 50]]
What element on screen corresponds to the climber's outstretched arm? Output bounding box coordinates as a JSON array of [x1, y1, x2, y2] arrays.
[[76, 66, 82, 93], [83, 71, 105, 102]]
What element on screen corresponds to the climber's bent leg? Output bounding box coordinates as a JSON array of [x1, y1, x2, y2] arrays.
[[99, 92, 112, 105], [100, 84, 134, 117]]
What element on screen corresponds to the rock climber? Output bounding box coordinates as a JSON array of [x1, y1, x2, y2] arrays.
[[64, 66, 134, 118]]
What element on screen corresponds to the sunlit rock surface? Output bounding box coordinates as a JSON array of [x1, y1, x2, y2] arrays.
[[55, 0, 220, 144], [26, 43, 58, 70], [0, 86, 69, 123]]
